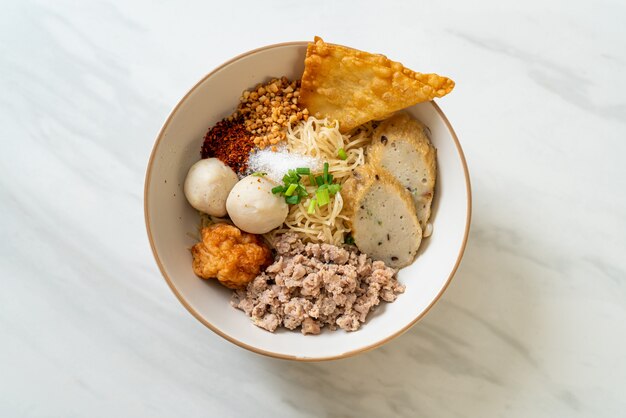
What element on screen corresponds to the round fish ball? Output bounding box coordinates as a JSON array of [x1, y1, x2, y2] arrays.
[[184, 158, 238, 216], [226, 175, 288, 234]]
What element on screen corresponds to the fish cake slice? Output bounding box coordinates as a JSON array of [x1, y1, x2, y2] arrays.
[[342, 165, 422, 268], [369, 113, 436, 230]]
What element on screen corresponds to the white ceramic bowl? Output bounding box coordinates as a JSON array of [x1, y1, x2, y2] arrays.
[[145, 42, 471, 361]]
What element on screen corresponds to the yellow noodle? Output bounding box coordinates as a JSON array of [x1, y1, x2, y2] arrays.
[[265, 117, 374, 246]]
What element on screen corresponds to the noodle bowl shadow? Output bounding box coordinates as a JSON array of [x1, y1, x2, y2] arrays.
[[144, 42, 471, 361]]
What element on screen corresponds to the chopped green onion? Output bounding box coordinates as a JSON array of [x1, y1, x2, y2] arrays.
[[316, 188, 330, 206], [337, 148, 347, 160], [315, 175, 324, 186], [251, 172, 267, 177], [328, 184, 341, 195], [297, 186, 308, 198], [345, 234, 355, 245], [284, 183, 298, 196], [285, 195, 300, 205], [323, 162, 329, 183], [327, 173, 334, 183], [307, 199, 317, 214], [272, 166, 318, 205], [284, 170, 300, 183]]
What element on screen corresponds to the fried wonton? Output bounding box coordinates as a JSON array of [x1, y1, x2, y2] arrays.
[[191, 223, 272, 290], [300, 37, 455, 132]]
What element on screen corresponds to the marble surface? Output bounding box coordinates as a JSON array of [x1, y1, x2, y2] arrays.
[[1, 0, 625, 416]]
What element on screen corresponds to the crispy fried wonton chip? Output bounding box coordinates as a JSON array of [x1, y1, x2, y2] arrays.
[[300, 37, 455, 132]]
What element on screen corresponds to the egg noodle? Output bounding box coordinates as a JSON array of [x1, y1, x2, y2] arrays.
[[264, 117, 374, 246]]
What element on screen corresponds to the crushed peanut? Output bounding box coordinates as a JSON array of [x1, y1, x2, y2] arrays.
[[228, 77, 309, 149]]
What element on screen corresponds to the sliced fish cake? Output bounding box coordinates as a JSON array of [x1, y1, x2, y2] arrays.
[[342, 165, 422, 268], [369, 113, 436, 230]]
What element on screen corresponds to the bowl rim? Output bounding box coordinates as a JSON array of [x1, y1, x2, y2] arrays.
[[144, 41, 472, 361]]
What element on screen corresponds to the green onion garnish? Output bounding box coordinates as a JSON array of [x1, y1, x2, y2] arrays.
[[337, 148, 347, 160], [284, 183, 298, 196], [284, 169, 300, 183], [285, 195, 300, 205], [297, 185, 308, 197], [251, 172, 267, 177], [345, 234, 355, 245], [273, 163, 342, 207], [328, 184, 341, 195], [316, 188, 330, 206]]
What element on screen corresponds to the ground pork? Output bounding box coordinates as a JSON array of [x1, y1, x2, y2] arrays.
[[230, 233, 405, 335]]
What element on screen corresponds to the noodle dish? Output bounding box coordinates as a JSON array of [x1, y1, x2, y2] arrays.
[[182, 38, 454, 335]]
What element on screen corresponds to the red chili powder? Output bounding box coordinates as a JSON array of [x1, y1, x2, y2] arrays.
[[200, 116, 253, 174]]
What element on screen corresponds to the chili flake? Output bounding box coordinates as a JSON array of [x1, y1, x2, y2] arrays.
[[200, 116, 253, 174]]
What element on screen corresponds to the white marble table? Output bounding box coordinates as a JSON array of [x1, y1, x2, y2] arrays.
[[1, 0, 624, 416]]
